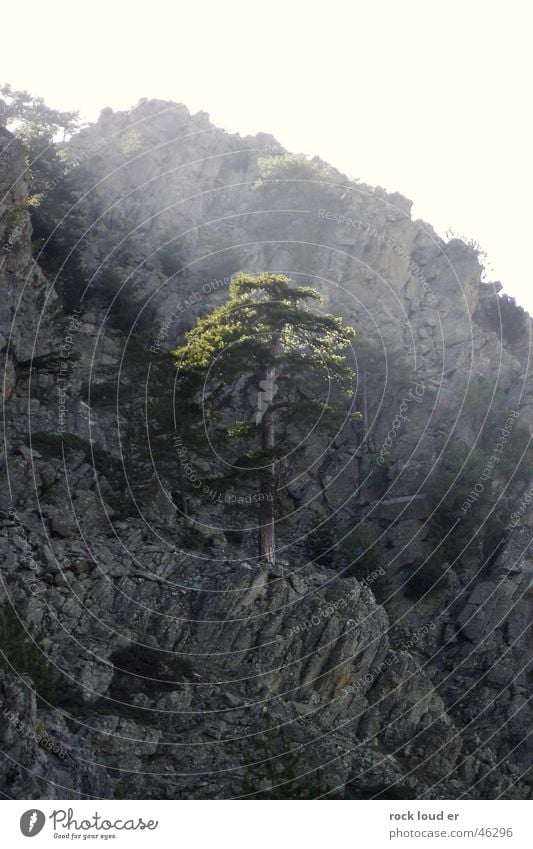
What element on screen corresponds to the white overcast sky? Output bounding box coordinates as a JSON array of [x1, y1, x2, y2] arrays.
[[3, 0, 532, 311]]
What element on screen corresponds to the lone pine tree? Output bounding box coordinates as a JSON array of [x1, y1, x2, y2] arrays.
[[173, 273, 355, 564]]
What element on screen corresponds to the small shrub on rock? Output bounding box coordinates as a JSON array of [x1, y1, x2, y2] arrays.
[[305, 523, 337, 568], [404, 552, 451, 599]]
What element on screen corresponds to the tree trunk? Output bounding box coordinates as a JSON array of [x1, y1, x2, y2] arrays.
[[175, 457, 189, 519], [355, 367, 372, 457], [258, 364, 277, 564], [362, 367, 369, 452]]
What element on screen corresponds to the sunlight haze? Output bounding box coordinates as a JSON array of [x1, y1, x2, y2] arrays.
[[3, 0, 531, 309]]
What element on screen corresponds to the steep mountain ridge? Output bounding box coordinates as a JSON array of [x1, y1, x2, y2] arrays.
[[0, 101, 531, 799]]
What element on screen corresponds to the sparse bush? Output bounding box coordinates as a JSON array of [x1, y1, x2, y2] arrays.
[[430, 383, 533, 563], [79, 379, 117, 407], [460, 376, 503, 430], [241, 711, 327, 799], [224, 528, 245, 547], [16, 350, 76, 376], [428, 438, 490, 561], [256, 153, 340, 190], [157, 242, 185, 279], [28, 431, 120, 475], [92, 268, 156, 334], [0, 599, 80, 709], [365, 452, 391, 489], [254, 153, 343, 208], [486, 294, 527, 344], [120, 129, 142, 157], [482, 514, 508, 566], [180, 524, 206, 550], [336, 525, 383, 581], [28, 431, 126, 500], [109, 645, 193, 700], [0, 87, 96, 315], [305, 523, 337, 567], [404, 551, 451, 599]]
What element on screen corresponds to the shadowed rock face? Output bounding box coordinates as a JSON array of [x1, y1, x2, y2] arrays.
[[0, 104, 531, 799]]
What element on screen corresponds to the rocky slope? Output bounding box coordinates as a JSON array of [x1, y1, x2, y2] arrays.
[[0, 102, 531, 799]]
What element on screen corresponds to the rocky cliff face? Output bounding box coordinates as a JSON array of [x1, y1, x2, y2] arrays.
[[0, 101, 531, 799]]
